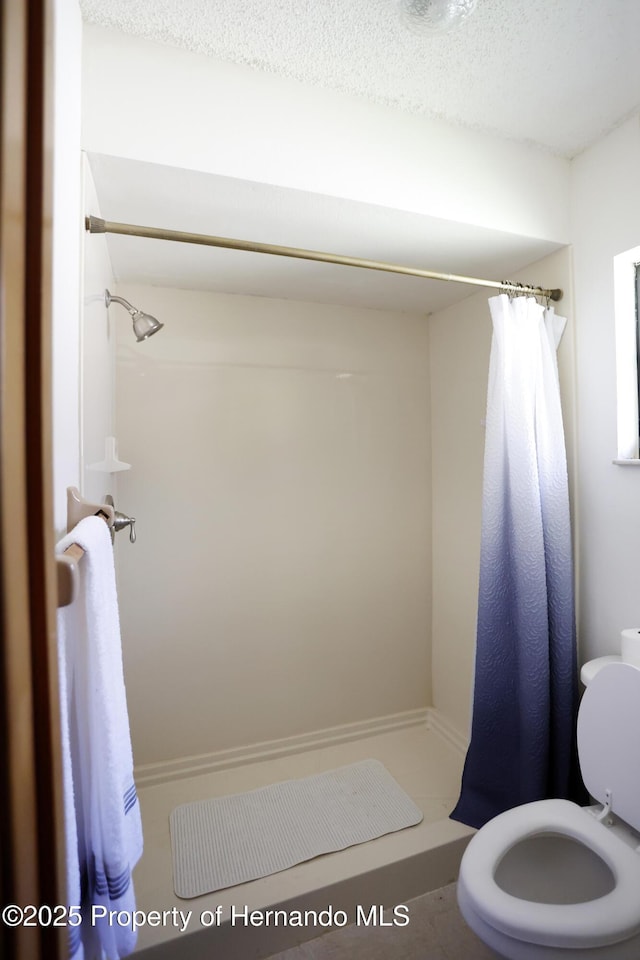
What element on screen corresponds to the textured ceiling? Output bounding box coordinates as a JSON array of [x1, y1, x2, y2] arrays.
[[79, 0, 640, 158]]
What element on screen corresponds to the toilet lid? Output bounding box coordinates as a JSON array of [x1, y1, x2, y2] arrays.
[[577, 661, 640, 831]]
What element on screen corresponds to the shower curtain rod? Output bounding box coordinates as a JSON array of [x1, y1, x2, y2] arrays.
[[85, 216, 563, 302]]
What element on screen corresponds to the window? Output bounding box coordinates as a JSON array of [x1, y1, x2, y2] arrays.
[[613, 246, 640, 462], [636, 262, 640, 444]]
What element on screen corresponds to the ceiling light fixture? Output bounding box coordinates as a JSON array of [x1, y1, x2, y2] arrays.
[[401, 0, 478, 34]]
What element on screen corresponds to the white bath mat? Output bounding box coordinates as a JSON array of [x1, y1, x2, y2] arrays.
[[169, 759, 423, 898]]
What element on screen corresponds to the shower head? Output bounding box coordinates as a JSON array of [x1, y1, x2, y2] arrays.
[[104, 289, 164, 342]]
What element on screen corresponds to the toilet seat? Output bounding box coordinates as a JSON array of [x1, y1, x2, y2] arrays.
[[459, 798, 640, 949]]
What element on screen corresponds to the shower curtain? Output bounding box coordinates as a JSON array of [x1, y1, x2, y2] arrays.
[[451, 294, 585, 830]]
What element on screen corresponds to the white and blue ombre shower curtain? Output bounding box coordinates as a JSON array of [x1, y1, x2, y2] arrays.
[[451, 294, 585, 830]]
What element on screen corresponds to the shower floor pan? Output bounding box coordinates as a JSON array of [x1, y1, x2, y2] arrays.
[[132, 722, 473, 959]]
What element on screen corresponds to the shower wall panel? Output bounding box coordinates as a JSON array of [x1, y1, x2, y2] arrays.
[[80, 155, 116, 512], [114, 284, 432, 768]]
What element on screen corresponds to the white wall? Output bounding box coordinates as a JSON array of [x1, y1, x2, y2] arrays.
[[81, 25, 570, 245], [112, 284, 431, 767], [570, 114, 640, 659], [429, 247, 575, 737], [51, 0, 83, 534], [80, 155, 116, 506]]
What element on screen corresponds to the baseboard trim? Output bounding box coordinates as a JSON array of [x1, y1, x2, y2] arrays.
[[135, 707, 431, 788], [426, 708, 469, 756]]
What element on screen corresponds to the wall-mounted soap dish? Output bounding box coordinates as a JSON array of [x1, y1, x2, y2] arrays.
[[87, 435, 131, 473]]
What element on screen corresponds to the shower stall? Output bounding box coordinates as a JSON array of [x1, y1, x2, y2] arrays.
[[81, 153, 574, 957]]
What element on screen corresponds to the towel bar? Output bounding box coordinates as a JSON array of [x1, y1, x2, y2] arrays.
[[56, 488, 114, 608], [57, 545, 85, 608]]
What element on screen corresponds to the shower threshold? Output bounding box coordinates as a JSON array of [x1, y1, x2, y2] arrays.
[[131, 722, 473, 958]]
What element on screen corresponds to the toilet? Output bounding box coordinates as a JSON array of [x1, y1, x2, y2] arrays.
[[457, 661, 640, 959]]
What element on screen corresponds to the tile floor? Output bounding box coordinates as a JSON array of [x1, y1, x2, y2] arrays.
[[265, 884, 497, 960], [133, 723, 474, 956]]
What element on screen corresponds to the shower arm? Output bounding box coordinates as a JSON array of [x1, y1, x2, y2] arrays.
[[105, 291, 138, 316]]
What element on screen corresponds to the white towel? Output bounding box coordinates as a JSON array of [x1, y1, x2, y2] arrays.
[[57, 516, 143, 959], [57, 594, 85, 960]]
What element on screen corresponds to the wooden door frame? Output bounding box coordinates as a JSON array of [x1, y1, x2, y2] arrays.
[[1, 1, 64, 958]]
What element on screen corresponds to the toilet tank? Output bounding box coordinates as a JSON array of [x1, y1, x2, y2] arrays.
[[580, 655, 621, 686]]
